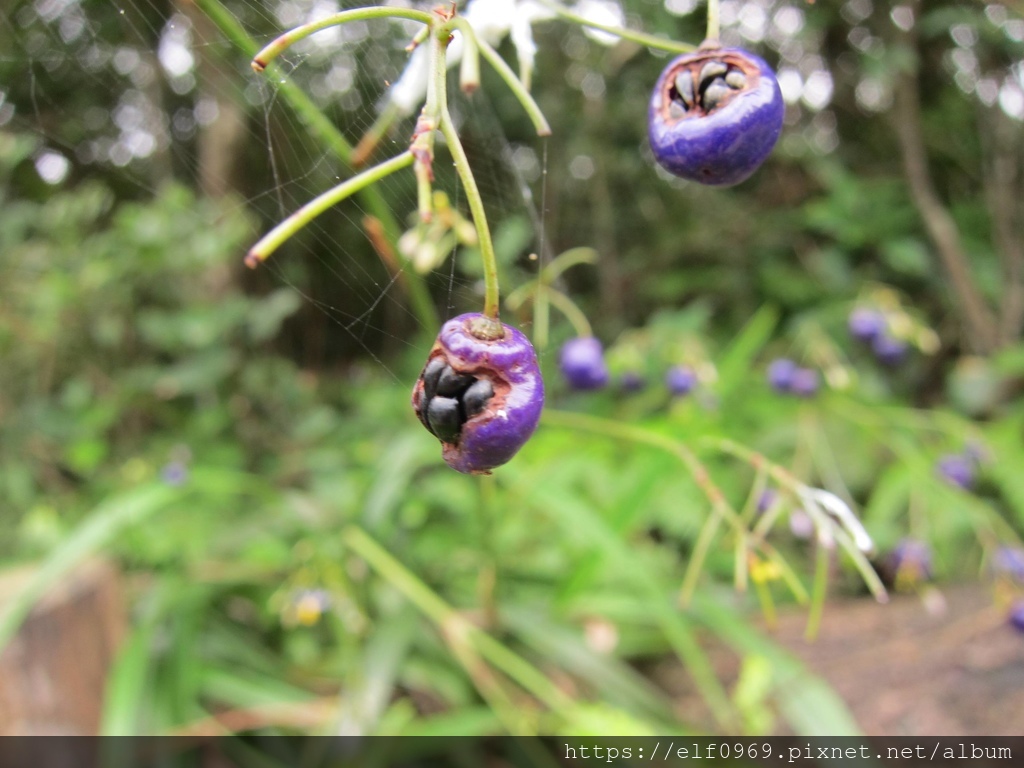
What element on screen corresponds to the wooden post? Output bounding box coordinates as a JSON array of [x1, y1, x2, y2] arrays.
[[0, 559, 125, 735]]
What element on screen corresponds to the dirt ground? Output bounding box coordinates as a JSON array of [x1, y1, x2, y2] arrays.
[[656, 584, 1024, 736]]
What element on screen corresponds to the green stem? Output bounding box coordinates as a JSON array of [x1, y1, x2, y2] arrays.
[[251, 7, 434, 71], [341, 526, 575, 715], [543, 410, 812, 604], [537, 0, 696, 54], [805, 543, 829, 640], [196, 0, 438, 332], [439, 110, 502, 325], [705, 0, 721, 44], [679, 505, 724, 607], [543, 286, 593, 338], [246, 152, 414, 267], [412, 32, 448, 222], [449, 19, 552, 136]]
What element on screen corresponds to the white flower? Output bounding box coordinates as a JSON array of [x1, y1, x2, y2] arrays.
[[797, 487, 874, 554], [573, 0, 625, 46], [386, 0, 557, 116]]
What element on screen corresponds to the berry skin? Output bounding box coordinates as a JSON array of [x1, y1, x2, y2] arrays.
[[936, 453, 975, 490], [848, 307, 886, 343], [872, 333, 908, 366], [412, 313, 544, 474], [560, 337, 610, 390], [665, 365, 697, 396], [767, 358, 798, 393], [1009, 601, 1024, 634], [648, 46, 784, 186], [790, 367, 820, 398]]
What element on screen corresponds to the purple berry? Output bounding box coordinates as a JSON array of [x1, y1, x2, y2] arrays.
[[665, 365, 697, 396], [790, 367, 820, 398], [648, 46, 784, 186], [767, 358, 798, 393], [559, 337, 609, 391], [161, 461, 189, 487], [756, 489, 777, 515], [993, 546, 1024, 582], [619, 371, 646, 393], [847, 307, 886, 343], [789, 509, 813, 539], [872, 333, 908, 366], [890, 538, 933, 582], [936, 453, 975, 490], [412, 313, 544, 475], [1009, 601, 1024, 634]]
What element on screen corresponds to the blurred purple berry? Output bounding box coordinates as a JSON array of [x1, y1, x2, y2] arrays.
[[648, 47, 784, 186], [872, 333, 908, 366], [665, 365, 697, 397], [767, 358, 798, 393], [993, 546, 1024, 582], [847, 307, 886, 343], [756, 489, 777, 515], [890, 538, 933, 582], [936, 453, 975, 490], [789, 509, 813, 539], [619, 371, 646, 393], [790, 368, 820, 398], [161, 461, 188, 487], [560, 337, 609, 391], [412, 313, 544, 475], [1009, 601, 1024, 634]]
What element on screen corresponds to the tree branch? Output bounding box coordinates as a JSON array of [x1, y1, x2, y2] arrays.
[[891, 2, 999, 354]]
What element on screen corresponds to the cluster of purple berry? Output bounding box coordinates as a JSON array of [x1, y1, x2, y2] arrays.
[[413, 41, 790, 473], [766, 358, 820, 398], [847, 307, 909, 367], [558, 337, 698, 398]]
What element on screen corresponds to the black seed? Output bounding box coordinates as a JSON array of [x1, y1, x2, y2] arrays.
[[702, 81, 731, 111], [422, 357, 445, 402], [725, 70, 747, 89], [427, 396, 462, 443], [437, 367, 474, 397], [462, 378, 494, 418], [698, 61, 728, 87], [673, 71, 694, 107]]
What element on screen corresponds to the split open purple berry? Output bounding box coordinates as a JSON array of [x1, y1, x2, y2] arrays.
[[648, 46, 784, 186], [665, 365, 697, 396], [412, 313, 544, 474], [848, 307, 886, 343], [560, 337, 609, 390]]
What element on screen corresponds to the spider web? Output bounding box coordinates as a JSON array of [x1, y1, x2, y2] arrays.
[[0, 0, 554, 379]]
